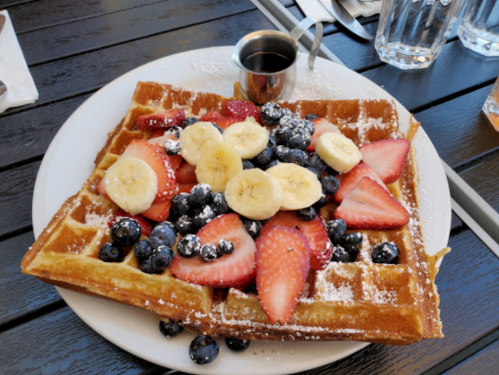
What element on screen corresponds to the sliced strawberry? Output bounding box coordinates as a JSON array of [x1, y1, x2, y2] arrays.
[[255, 226, 310, 324], [225, 100, 262, 124], [121, 139, 178, 202], [211, 117, 245, 130], [306, 118, 341, 152], [96, 178, 110, 200], [178, 183, 196, 194], [148, 133, 182, 171], [136, 108, 185, 130], [360, 138, 411, 184], [334, 177, 410, 230], [141, 199, 171, 222], [335, 163, 388, 203], [264, 211, 332, 270], [108, 210, 153, 236], [170, 214, 257, 288], [176, 161, 197, 184], [150, 129, 165, 138], [200, 111, 223, 122]]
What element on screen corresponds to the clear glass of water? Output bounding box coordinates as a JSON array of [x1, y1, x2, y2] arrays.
[[458, 0, 499, 57], [483, 77, 499, 132], [375, 0, 466, 70]]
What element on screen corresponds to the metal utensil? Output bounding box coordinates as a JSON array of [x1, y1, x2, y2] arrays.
[[318, 0, 373, 40]]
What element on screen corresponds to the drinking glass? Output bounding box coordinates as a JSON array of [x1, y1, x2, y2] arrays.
[[458, 0, 499, 57], [482, 77, 499, 132], [375, 0, 466, 70]]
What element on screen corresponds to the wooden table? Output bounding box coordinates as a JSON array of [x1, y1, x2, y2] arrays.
[[1, 1, 499, 374]]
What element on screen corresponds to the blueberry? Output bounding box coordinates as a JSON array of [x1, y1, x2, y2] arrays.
[[218, 239, 234, 255], [313, 194, 327, 210], [274, 145, 290, 162], [372, 242, 399, 264], [243, 219, 262, 239], [212, 192, 230, 215], [321, 175, 340, 195], [331, 245, 356, 263], [193, 205, 217, 229], [139, 257, 154, 274], [190, 183, 212, 207], [305, 113, 319, 121], [99, 242, 123, 262], [267, 135, 277, 151], [225, 337, 250, 352], [308, 153, 328, 174], [182, 117, 198, 128], [211, 123, 223, 134], [150, 222, 176, 248], [171, 193, 191, 217], [284, 149, 308, 167], [151, 246, 174, 273], [272, 126, 292, 146], [200, 244, 219, 262], [341, 232, 363, 248], [134, 239, 154, 263], [175, 215, 196, 235], [111, 218, 141, 248], [279, 116, 300, 130], [300, 120, 315, 135], [164, 125, 183, 139], [326, 219, 347, 244], [253, 147, 273, 166], [242, 160, 255, 170], [297, 206, 316, 221], [189, 335, 219, 365], [164, 139, 181, 156], [177, 234, 201, 258], [326, 166, 339, 176], [281, 108, 294, 117], [307, 167, 322, 180], [288, 129, 311, 150], [266, 159, 280, 169], [261, 102, 282, 126], [159, 319, 184, 338]]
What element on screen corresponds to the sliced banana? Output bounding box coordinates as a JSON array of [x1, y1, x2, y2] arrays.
[[195, 141, 243, 192], [104, 157, 158, 215], [178, 122, 223, 165], [266, 163, 322, 210], [225, 169, 283, 220], [316, 132, 362, 173], [222, 120, 269, 159]]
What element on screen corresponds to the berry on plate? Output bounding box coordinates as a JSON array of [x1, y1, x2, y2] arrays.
[[189, 335, 219, 365], [108, 210, 153, 237], [200, 111, 223, 122], [111, 217, 141, 248], [225, 100, 262, 124], [334, 163, 387, 203], [148, 133, 182, 171], [141, 199, 172, 222], [175, 161, 197, 184], [136, 108, 185, 130], [211, 117, 245, 130], [255, 226, 310, 324], [306, 118, 341, 152]]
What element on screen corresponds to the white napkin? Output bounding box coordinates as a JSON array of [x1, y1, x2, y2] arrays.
[[296, 0, 382, 23], [0, 10, 38, 113]]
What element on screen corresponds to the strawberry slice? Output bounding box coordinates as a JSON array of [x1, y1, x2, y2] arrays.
[[170, 214, 257, 288], [150, 129, 165, 138], [255, 226, 310, 324], [306, 118, 341, 152], [178, 183, 196, 194], [334, 177, 410, 230], [335, 163, 388, 203], [175, 160, 197, 184], [136, 109, 185, 130], [108, 210, 153, 236], [264, 211, 332, 270], [225, 100, 262, 124], [96, 178, 110, 200], [141, 199, 171, 222], [200, 111, 223, 122], [121, 139, 178, 202], [148, 133, 182, 171], [211, 117, 245, 130], [360, 139, 411, 184]]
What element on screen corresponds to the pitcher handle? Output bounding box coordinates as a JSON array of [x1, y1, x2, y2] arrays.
[[290, 17, 323, 70]]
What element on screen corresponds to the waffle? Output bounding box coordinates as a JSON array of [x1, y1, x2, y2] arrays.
[[21, 81, 448, 345]]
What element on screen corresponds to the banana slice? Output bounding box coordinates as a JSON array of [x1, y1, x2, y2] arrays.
[[178, 122, 223, 165], [316, 132, 362, 173], [225, 169, 283, 220], [195, 141, 243, 192], [266, 163, 322, 210], [222, 120, 270, 159], [104, 157, 158, 215]]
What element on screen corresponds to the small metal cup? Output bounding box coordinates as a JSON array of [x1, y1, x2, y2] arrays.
[[232, 17, 322, 104]]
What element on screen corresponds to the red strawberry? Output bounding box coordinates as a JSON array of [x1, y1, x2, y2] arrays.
[[148, 133, 182, 171], [334, 177, 410, 230], [211, 117, 245, 130], [175, 161, 197, 184], [264, 211, 332, 270], [121, 139, 179, 202], [178, 183, 196, 194], [255, 226, 310, 324], [360, 139, 411, 184], [141, 199, 171, 222], [150, 129, 165, 138], [200, 111, 223, 122], [335, 163, 387, 203], [306, 118, 341, 152], [136, 108, 185, 130], [96, 178, 110, 200], [225, 100, 262, 124], [170, 214, 257, 288], [108, 210, 153, 236]]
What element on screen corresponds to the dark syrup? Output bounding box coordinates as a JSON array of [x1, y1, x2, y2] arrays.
[[242, 52, 292, 73]]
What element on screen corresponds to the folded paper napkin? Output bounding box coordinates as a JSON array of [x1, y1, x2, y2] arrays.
[[296, 0, 381, 23], [0, 10, 38, 113]]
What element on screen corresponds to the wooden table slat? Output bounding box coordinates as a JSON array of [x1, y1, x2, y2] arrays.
[[441, 338, 499, 375]]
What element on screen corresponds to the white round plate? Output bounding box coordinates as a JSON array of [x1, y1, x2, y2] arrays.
[[32, 46, 451, 375]]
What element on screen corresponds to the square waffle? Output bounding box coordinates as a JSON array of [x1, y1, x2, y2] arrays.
[[21, 81, 448, 345]]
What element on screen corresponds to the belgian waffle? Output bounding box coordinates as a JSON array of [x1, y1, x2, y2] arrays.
[[21, 81, 448, 345]]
